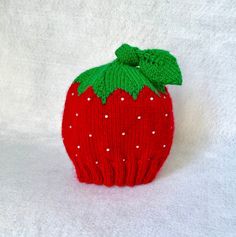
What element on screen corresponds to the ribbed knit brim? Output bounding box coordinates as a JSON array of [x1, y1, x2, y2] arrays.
[[62, 43, 181, 187], [62, 83, 174, 187]]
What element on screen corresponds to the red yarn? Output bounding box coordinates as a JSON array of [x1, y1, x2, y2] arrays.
[[62, 83, 174, 186]]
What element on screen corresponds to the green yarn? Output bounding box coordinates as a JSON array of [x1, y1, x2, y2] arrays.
[[74, 43, 182, 104]]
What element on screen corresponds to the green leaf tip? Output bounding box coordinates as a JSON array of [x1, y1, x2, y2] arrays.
[[73, 44, 182, 103]]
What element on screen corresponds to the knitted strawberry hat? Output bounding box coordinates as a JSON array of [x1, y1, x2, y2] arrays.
[[62, 43, 182, 186]]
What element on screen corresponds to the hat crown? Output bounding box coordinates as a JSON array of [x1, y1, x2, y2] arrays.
[[74, 44, 182, 103]]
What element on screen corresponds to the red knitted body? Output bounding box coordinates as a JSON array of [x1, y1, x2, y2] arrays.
[[62, 83, 174, 186]]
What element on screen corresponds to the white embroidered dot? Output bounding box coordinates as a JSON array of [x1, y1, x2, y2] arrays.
[[77, 145, 80, 149], [121, 97, 125, 101], [165, 113, 168, 117], [150, 97, 154, 101], [121, 132, 126, 136], [106, 148, 110, 152], [122, 158, 126, 162], [75, 154, 78, 157], [95, 160, 99, 164], [136, 145, 140, 149], [87, 97, 91, 101], [75, 113, 79, 117], [69, 125, 72, 128], [104, 114, 109, 118], [163, 96, 166, 99], [152, 130, 156, 134], [137, 116, 142, 120], [88, 134, 92, 137], [71, 93, 74, 96], [163, 144, 166, 148]]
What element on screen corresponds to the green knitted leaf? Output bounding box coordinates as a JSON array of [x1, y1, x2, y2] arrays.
[[73, 44, 182, 104], [74, 63, 110, 95], [139, 49, 182, 86], [151, 82, 166, 93], [74, 60, 158, 104]]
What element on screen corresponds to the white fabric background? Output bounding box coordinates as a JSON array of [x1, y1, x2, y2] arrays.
[[0, 1, 235, 236]]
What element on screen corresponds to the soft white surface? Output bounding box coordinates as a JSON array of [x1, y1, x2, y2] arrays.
[[0, 1, 236, 237]]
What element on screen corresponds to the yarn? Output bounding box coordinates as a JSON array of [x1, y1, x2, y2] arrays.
[[115, 43, 140, 66], [74, 44, 182, 103], [62, 43, 182, 186]]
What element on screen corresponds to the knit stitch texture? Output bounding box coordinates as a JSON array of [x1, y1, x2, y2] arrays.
[[62, 44, 182, 186], [74, 44, 182, 103]]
